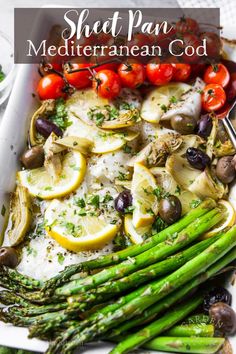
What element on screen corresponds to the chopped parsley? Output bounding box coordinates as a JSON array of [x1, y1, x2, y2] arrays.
[[87, 195, 100, 209], [190, 199, 201, 209], [57, 253, 65, 265], [88, 105, 119, 126], [174, 186, 181, 195], [49, 98, 72, 130], [123, 144, 132, 154], [0, 65, 5, 82], [74, 198, 86, 208], [160, 104, 168, 113], [153, 186, 170, 201], [152, 216, 167, 233], [170, 96, 178, 104], [1, 204, 6, 216]]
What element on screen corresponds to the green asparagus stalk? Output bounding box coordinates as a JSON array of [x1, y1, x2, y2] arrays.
[[143, 337, 224, 353], [8, 301, 69, 317], [165, 323, 214, 337], [46, 246, 236, 354], [43, 199, 216, 291], [108, 246, 235, 339], [61, 225, 236, 353], [0, 290, 31, 306], [110, 295, 204, 354], [56, 208, 222, 297], [0, 267, 42, 290], [68, 233, 222, 305]]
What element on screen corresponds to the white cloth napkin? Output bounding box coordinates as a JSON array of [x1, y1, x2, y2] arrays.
[[177, 0, 236, 27]]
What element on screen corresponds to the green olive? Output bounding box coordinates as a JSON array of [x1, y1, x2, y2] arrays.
[[171, 115, 197, 135], [159, 195, 182, 225], [21, 146, 45, 169], [0, 247, 19, 268]]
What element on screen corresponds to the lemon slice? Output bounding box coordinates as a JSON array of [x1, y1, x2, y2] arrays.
[[65, 115, 138, 154], [124, 214, 151, 244], [131, 163, 158, 228], [44, 199, 118, 252], [203, 200, 236, 239], [141, 83, 190, 123], [18, 151, 86, 200]]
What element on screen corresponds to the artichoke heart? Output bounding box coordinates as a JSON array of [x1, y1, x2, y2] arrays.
[[128, 133, 182, 168], [188, 168, 225, 200], [166, 153, 202, 190], [150, 166, 199, 214], [7, 185, 32, 246], [29, 99, 55, 146], [53, 136, 94, 155]]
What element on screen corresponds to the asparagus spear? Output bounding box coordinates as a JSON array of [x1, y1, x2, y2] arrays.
[[56, 208, 222, 297], [8, 301, 69, 317], [68, 233, 222, 305], [61, 225, 236, 353], [143, 337, 224, 353], [0, 290, 31, 306], [0, 267, 42, 290], [165, 323, 214, 337], [43, 199, 216, 291], [110, 295, 204, 354], [45, 246, 236, 354], [183, 314, 211, 325], [108, 246, 236, 339]]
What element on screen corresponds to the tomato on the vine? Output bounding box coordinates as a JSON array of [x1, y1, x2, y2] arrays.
[[204, 64, 230, 88], [181, 34, 202, 64], [200, 32, 221, 58], [146, 62, 174, 85], [64, 63, 92, 89], [202, 84, 226, 112], [172, 63, 191, 82], [118, 62, 146, 88], [156, 24, 176, 49], [176, 17, 199, 34], [92, 69, 121, 99], [37, 74, 65, 100]]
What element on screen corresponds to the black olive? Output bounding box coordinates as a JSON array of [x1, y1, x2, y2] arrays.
[[203, 286, 232, 312], [216, 156, 236, 184], [186, 147, 211, 170], [0, 247, 19, 268], [171, 115, 197, 135], [197, 114, 213, 139], [159, 195, 182, 225], [209, 302, 236, 335], [35, 117, 63, 138], [114, 191, 132, 213], [20, 146, 45, 169]]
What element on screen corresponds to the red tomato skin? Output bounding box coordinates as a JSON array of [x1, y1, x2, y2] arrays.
[[118, 63, 146, 88], [93, 69, 121, 99], [37, 74, 65, 100], [181, 34, 202, 64], [200, 32, 221, 58], [156, 25, 176, 49], [203, 64, 230, 88], [202, 84, 226, 112], [176, 17, 200, 34], [64, 63, 92, 89], [146, 63, 174, 85], [172, 63, 191, 82]]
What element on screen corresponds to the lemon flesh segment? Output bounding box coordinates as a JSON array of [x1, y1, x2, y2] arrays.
[[65, 115, 137, 154], [124, 214, 151, 244], [44, 200, 118, 252], [18, 151, 86, 200], [141, 83, 191, 123], [131, 163, 158, 228], [203, 200, 236, 239]]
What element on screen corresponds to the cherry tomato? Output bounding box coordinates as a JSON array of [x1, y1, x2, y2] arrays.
[[37, 74, 65, 100], [128, 33, 152, 48], [92, 69, 121, 99], [200, 32, 221, 58], [226, 72, 236, 102], [156, 24, 176, 49], [64, 63, 92, 89], [181, 34, 202, 64], [204, 64, 230, 88], [190, 63, 206, 78], [146, 62, 174, 85], [118, 62, 146, 88], [202, 84, 226, 112], [172, 63, 191, 82], [176, 17, 199, 34]]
